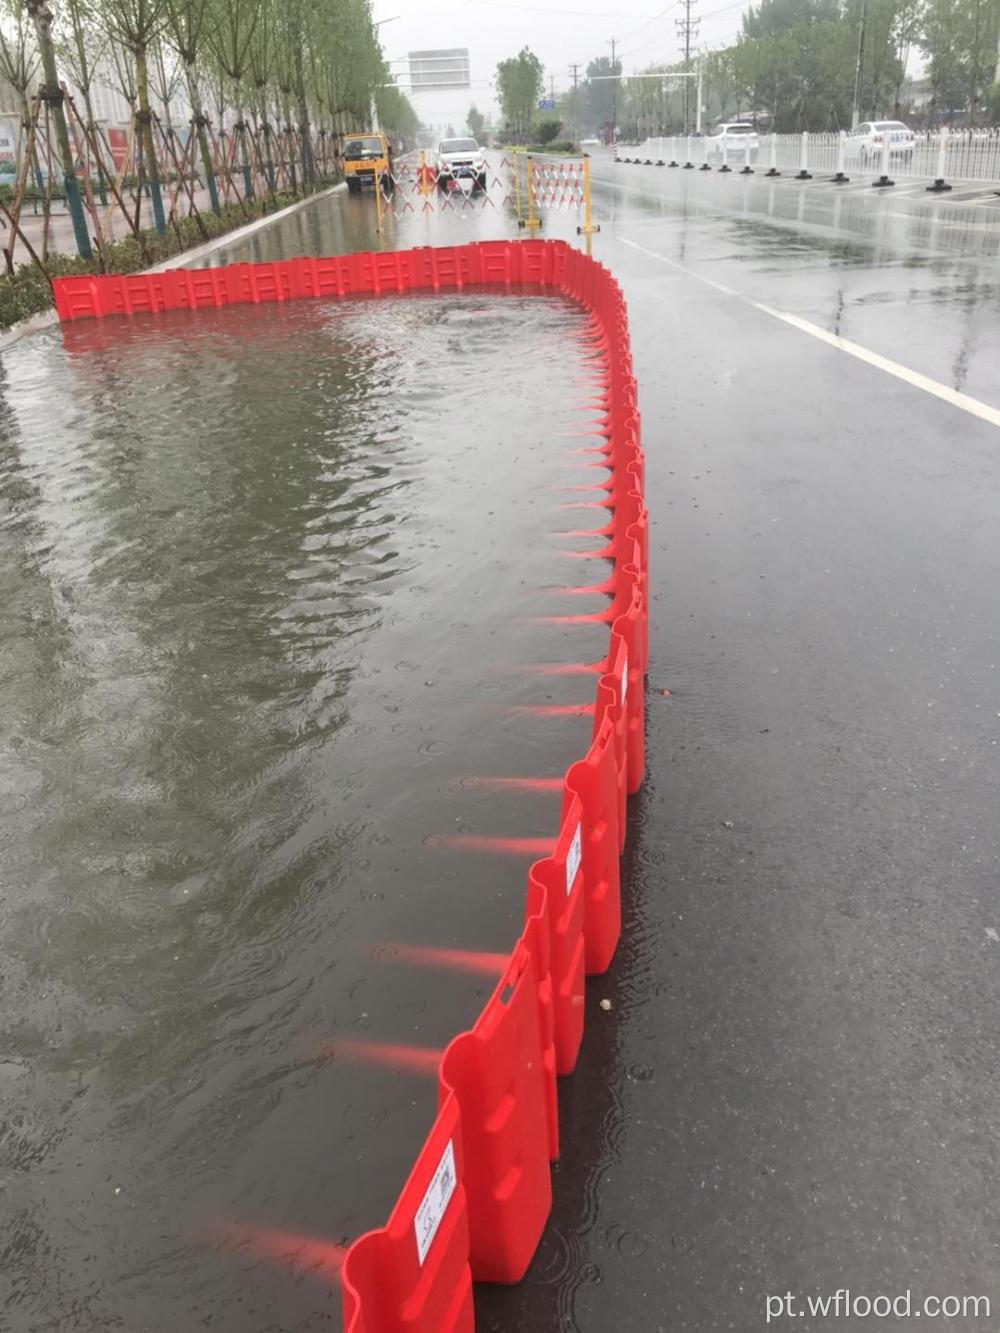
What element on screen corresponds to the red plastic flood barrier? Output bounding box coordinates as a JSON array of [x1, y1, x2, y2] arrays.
[[440, 940, 552, 1284], [56, 240, 649, 1328], [52, 241, 592, 322], [566, 712, 622, 977], [341, 1093, 472, 1333], [528, 795, 587, 1077]]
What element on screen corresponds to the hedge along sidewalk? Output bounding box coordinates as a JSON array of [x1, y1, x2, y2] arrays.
[[0, 183, 344, 350]]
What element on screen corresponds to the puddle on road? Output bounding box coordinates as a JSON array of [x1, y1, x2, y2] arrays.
[[0, 291, 612, 1331]]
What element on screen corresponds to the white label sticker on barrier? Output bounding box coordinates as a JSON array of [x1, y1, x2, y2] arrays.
[[566, 823, 583, 895], [414, 1139, 457, 1265], [621, 653, 629, 708]]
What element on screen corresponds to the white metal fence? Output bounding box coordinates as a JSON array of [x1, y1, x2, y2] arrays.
[[618, 130, 1000, 188]]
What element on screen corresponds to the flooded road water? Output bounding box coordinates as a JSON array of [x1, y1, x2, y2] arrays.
[[1, 279, 610, 1330]]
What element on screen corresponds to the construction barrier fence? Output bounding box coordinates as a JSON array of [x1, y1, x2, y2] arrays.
[[363, 152, 598, 234], [619, 128, 1000, 190], [52, 238, 646, 1332]]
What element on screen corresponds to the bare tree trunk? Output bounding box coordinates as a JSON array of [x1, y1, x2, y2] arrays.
[[26, 0, 93, 259], [135, 43, 166, 234], [184, 61, 220, 215]]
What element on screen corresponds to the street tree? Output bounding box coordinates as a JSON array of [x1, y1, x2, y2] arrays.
[[26, 0, 93, 256], [496, 45, 543, 140], [703, 49, 741, 124], [0, 0, 41, 191], [54, 0, 110, 201], [99, 0, 171, 233], [920, 0, 1000, 118], [467, 104, 485, 137], [205, 0, 260, 200], [162, 0, 222, 210], [376, 85, 418, 137], [584, 53, 620, 132]]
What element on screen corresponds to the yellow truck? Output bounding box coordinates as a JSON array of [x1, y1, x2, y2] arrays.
[[343, 131, 393, 193]]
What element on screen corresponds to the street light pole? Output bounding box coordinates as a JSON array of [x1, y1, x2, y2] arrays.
[[609, 37, 617, 143], [851, 0, 868, 128], [372, 15, 401, 131]]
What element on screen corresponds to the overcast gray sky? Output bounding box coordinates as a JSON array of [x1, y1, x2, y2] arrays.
[[377, 0, 752, 128]]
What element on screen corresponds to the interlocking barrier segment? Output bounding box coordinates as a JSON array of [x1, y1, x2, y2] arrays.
[[566, 712, 623, 977], [528, 795, 587, 1077], [52, 239, 646, 1329], [341, 1092, 473, 1333], [440, 940, 553, 1284]]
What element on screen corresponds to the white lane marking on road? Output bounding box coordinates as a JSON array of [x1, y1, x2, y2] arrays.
[[615, 234, 1000, 430]]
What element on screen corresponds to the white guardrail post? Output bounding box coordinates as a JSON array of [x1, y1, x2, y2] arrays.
[[873, 130, 894, 187], [795, 130, 812, 180], [741, 136, 753, 174], [669, 136, 679, 167], [765, 132, 779, 177], [684, 135, 694, 168], [699, 135, 710, 169], [719, 131, 731, 171], [833, 129, 849, 184], [927, 127, 951, 192]]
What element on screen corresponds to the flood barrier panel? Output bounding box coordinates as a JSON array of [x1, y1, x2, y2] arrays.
[[53, 239, 648, 1331]]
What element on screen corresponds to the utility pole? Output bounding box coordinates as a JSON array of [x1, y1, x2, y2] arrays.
[[570, 62, 581, 142], [851, 0, 869, 128], [675, 0, 699, 136], [609, 37, 617, 143]]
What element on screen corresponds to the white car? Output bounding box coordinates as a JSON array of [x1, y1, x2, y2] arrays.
[[846, 120, 915, 165], [436, 137, 487, 189], [580, 137, 602, 149], [705, 121, 759, 163]]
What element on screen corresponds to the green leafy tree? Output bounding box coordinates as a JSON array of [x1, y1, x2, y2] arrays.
[[496, 45, 543, 139], [921, 0, 1000, 117], [535, 116, 562, 143], [467, 104, 485, 137], [742, 0, 840, 37], [583, 53, 620, 131], [703, 49, 741, 123], [376, 84, 418, 137]]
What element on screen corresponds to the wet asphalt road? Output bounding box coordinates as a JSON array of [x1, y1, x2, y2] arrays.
[[4, 158, 1000, 1331], [482, 155, 1000, 1330]]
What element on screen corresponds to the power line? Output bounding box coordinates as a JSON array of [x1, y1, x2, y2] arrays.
[[466, 0, 651, 14], [619, 0, 682, 42], [697, 0, 746, 18]]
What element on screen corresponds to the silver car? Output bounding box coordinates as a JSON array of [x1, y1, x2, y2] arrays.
[[705, 121, 759, 164], [846, 120, 915, 165]]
